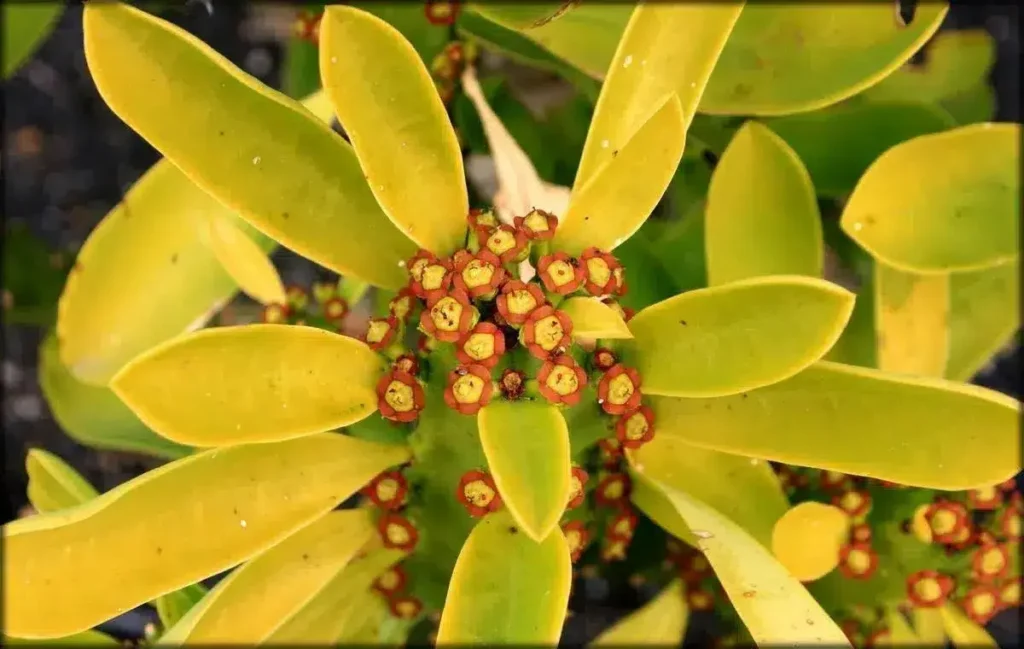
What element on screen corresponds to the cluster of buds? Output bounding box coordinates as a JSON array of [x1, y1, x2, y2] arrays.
[[430, 40, 476, 105], [665, 540, 717, 610], [261, 282, 352, 331], [293, 9, 321, 44], [370, 563, 423, 620]]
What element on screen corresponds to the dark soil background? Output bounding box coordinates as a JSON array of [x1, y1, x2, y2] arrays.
[[2, 2, 1021, 646]]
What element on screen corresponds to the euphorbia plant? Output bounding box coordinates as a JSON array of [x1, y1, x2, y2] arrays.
[[4, 2, 1020, 647]]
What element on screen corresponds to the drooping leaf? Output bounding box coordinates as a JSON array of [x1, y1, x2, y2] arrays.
[[874, 262, 950, 377], [82, 2, 414, 290], [841, 123, 1020, 273], [3, 433, 410, 639], [38, 335, 192, 460], [202, 216, 285, 306], [705, 121, 822, 284], [590, 580, 688, 646], [111, 325, 382, 447], [946, 261, 1020, 381], [632, 474, 850, 646], [625, 276, 854, 398], [649, 360, 1020, 490], [770, 502, 850, 582], [559, 297, 632, 340], [437, 510, 571, 644], [766, 101, 955, 198], [319, 6, 467, 256], [939, 603, 996, 647], [478, 401, 571, 542], [160, 510, 375, 644], [25, 449, 99, 514], [630, 435, 788, 548], [2, 2, 63, 78]]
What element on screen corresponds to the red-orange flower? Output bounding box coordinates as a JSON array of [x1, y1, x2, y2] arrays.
[[592, 347, 617, 372], [406, 248, 436, 282], [562, 521, 589, 562], [420, 289, 477, 343], [925, 500, 969, 544], [286, 285, 309, 311], [521, 305, 573, 359], [456, 469, 502, 517], [607, 509, 638, 542], [378, 514, 419, 551], [393, 354, 419, 376], [536, 252, 584, 295], [838, 543, 878, 580], [615, 406, 655, 449], [998, 577, 1021, 608], [595, 473, 630, 507], [262, 302, 290, 324], [293, 10, 321, 43], [850, 522, 873, 544], [833, 490, 872, 520], [424, 0, 459, 26], [968, 485, 1003, 510], [362, 470, 408, 511], [567, 466, 589, 509], [372, 564, 407, 596], [389, 288, 417, 322], [444, 364, 494, 415], [411, 257, 452, 301], [972, 543, 1010, 582], [452, 249, 506, 299], [537, 355, 587, 406], [818, 470, 853, 492], [998, 506, 1021, 540], [388, 594, 423, 620], [579, 247, 622, 297], [962, 585, 1001, 625], [499, 369, 525, 400], [598, 438, 623, 467], [478, 224, 528, 263], [906, 570, 955, 608], [468, 207, 498, 232], [376, 370, 425, 423], [495, 280, 546, 326], [597, 364, 642, 415], [601, 536, 630, 562], [365, 315, 400, 351], [322, 296, 349, 324], [456, 322, 506, 369], [514, 208, 558, 241], [678, 550, 711, 584]]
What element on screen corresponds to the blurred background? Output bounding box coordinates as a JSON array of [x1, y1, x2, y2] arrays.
[[2, 1, 1021, 645]]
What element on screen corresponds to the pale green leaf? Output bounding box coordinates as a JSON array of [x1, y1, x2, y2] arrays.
[[875, 262, 950, 377], [946, 261, 1020, 381], [559, 297, 632, 340], [940, 603, 996, 647], [203, 216, 285, 306], [591, 580, 688, 646], [25, 449, 98, 514]]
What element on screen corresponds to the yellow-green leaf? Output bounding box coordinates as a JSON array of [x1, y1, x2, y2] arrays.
[[705, 121, 822, 284], [634, 474, 850, 646], [4, 630, 118, 646], [913, 608, 945, 645], [649, 360, 1020, 489], [559, 297, 632, 340], [335, 592, 388, 644], [875, 262, 950, 377], [570, 3, 743, 190], [437, 510, 571, 644], [940, 603, 996, 647], [469, 3, 580, 29], [319, 6, 467, 255], [83, 3, 414, 290], [590, 580, 688, 646], [39, 335, 192, 460], [25, 449, 98, 514], [770, 502, 850, 582], [555, 94, 686, 255], [264, 548, 405, 644], [2, 2, 63, 78], [154, 584, 207, 634], [630, 435, 788, 549], [626, 276, 854, 398], [161, 510, 375, 644], [3, 433, 410, 639], [841, 123, 1020, 273], [886, 608, 919, 645], [111, 325, 382, 447], [203, 217, 285, 306], [947, 260, 1020, 381], [478, 401, 571, 542]]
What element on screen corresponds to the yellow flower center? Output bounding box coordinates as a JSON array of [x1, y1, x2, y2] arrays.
[[524, 209, 551, 233], [565, 529, 583, 553], [912, 504, 933, 543], [421, 264, 448, 291], [265, 304, 288, 323], [546, 260, 576, 287], [462, 259, 495, 288], [409, 257, 430, 282], [612, 517, 633, 537], [474, 210, 498, 228], [846, 547, 871, 574], [375, 478, 400, 503], [430, 297, 463, 332], [1005, 511, 1021, 537], [931, 509, 957, 535], [608, 373, 635, 405], [980, 547, 1006, 575], [545, 364, 579, 396], [384, 381, 415, 413], [586, 256, 611, 287], [914, 577, 942, 602], [603, 479, 624, 500], [464, 479, 495, 506], [366, 320, 392, 345], [464, 333, 495, 361], [974, 485, 997, 502], [507, 289, 538, 316], [567, 475, 583, 503], [487, 229, 517, 256], [377, 569, 401, 590], [452, 373, 486, 404], [1001, 580, 1020, 605], [840, 492, 863, 513], [386, 522, 411, 546], [325, 301, 346, 319], [390, 296, 411, 320], [623, 411, 649, 441], [396, 600, 419, 618], [972, 591, 997, 616], [604, 540, 627, 560], [535, 315, 565, 350]]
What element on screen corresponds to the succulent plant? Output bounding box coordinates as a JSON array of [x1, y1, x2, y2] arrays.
[[4, 2, 1020, 647]]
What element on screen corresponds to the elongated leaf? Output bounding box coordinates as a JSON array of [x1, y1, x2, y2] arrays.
[[154, 584, 207, 633], [83, 3, 414, 289], [559, 297, 632, 340], [705, 121, 822, 284], [770, 502, 850, 582], [4, 630, 118, 646], [264, 548, 405, 644], [886, 608, 919, 645], [437, 510, 571, 644], [335, 592, 388, 644], [478, 401, 571, 542], [913, 608, 945, 645], [766, 101, 955, 197], [319, 6, 467, 255], [469, 3, 580, 29], [875, 263, 950, 377], [163, 510, 375, 644], [352, 2, 451, 63], [203, 217, 285, 306], [649, 360, 1020, 489], [3, 433, 410, 639], [632, 474, 850, 646], [626, 276, 854, 398], [946, 261, 1020, 381], [630, 435, 787, 549], [940, 603, 996, 647], [555, 95, 686, 255], [591, 580, 688, 646], [25, 449, 98, 514], [39, 335, 192, 460], [571, 3, 743, 190], [2, 2, 63, 78], [841, 123, 1020, 273], [111, 325, 382, 447]]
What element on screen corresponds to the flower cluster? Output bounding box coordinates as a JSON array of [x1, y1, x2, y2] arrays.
[[260, 282, 350, 330]]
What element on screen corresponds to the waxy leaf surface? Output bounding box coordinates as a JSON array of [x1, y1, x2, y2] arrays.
[[83, 3, 414, 289], [559, 297, 632, 340], [627, 276, 854, 398], [112, 325, 382, 447], [203, 217, 285, 306], [591, 580, 688, 646], [25, 449, 98, 514], [437, 510, 571, 644], [320, 6, 468, 255], [478, 401, 571, 542], [650, 361, 1021, 489], [3, 433, 410, 638], [874, 263, 950, 377], [946, 261, 1020, 381]]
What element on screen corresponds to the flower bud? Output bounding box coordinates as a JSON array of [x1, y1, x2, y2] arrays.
[[378, 514, 419, 552], [479, 224, 528, 264], [362, 470, 408, 511], [424, 0, 459, 26], [365, 315, 400, 352], [567, 466, 589, 509]]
